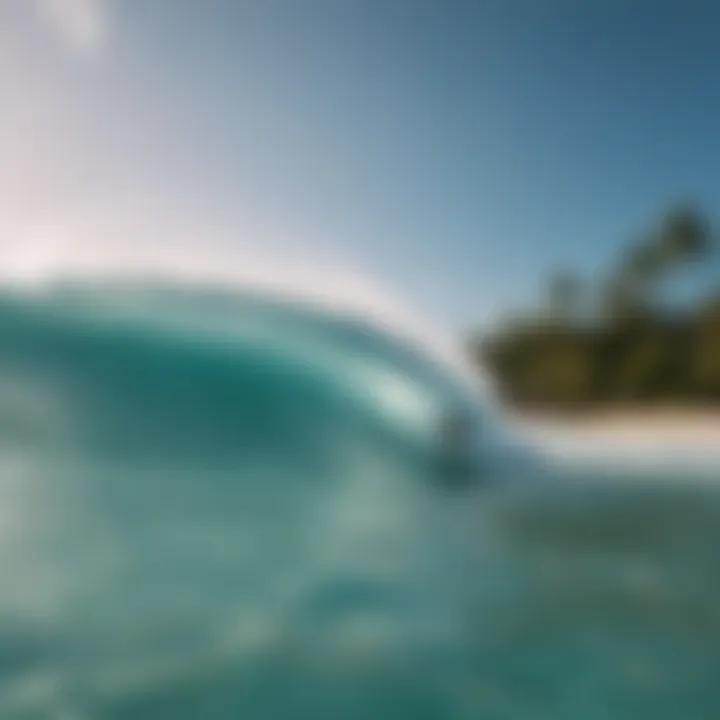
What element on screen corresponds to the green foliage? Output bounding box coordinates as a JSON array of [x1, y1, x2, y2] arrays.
[[657, 206, 710, 262], [477, 207, 720, 409], [690, 296, 720, 397]]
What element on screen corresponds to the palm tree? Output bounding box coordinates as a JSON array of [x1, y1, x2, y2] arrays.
[[656, 207, 711, 265], [623, 240, 663, 284], [610, 208, 711, 317]]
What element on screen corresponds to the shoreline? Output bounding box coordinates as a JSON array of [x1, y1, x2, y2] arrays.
[[508, 407, 720, 438], [508, 409, 720, 465]]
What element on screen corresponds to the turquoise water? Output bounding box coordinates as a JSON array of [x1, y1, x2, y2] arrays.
[[0, 282, 718, 719]]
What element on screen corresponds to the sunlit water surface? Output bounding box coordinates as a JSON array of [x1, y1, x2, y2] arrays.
[[0, 283, 717, 719]]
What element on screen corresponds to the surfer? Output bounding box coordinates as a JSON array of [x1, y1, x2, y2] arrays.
[[437, 408, 477, 486], [442, 409, 473, 453]]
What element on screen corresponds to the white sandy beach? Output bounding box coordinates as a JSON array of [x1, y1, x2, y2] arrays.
[[511, 410, 720, 471], [517, 409, 720, 445]]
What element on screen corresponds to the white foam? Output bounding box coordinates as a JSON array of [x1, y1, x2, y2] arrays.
[[0, 246, 497, 410]]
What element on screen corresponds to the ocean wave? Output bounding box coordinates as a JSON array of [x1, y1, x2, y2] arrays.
[[0, 276, 501, 719]]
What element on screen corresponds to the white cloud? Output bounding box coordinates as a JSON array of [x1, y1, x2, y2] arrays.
[[36, 0, 107, 54]]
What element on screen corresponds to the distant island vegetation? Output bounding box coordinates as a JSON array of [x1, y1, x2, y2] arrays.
[[474, 206, 720, 411]]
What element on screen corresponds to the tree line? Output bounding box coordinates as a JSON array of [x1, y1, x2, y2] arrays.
[[474, 206, 720, 410]]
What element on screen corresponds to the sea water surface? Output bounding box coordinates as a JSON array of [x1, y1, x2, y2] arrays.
[[0, 280, 718, 719]]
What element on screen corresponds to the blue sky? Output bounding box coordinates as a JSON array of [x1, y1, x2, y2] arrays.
[[3, 0, 720, 332]]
